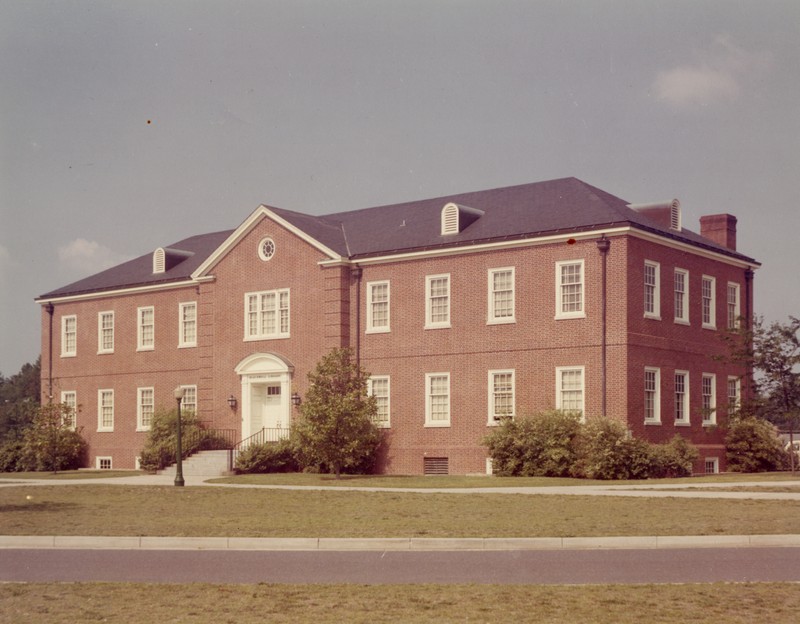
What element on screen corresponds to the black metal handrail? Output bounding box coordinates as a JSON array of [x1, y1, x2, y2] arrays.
[[229, 427, 290, 472]]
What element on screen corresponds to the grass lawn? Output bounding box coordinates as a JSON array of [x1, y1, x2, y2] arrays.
[[1, 582, 799, 623], [2, 484, 799, 537]]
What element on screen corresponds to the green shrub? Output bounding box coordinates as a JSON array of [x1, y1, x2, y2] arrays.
[[650, 435, 699, 478], [572, 418, 647, 480], [138, 408, 208, 472], [726, 417, 790, 472], [235, 438, 299, 474], [484, 410, 581, 477], [0, 439, 28, 472]]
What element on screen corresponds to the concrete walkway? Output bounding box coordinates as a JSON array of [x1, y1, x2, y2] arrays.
[[2, 474, 799, 552]]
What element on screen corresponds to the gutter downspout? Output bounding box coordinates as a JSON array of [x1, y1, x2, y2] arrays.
[[596, 235, 611, 418], [351, 265, 363, 368], [46, 303, 54, 405], [744, 268, 755, 405]]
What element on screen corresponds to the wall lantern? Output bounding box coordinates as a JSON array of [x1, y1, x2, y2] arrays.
[[291, 392, 302, 407], [227, 395, 237, 410]]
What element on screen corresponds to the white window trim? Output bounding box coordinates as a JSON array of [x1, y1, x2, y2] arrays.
[[97, 389, 114, 432], [180, 384, 198, 413], [366, 281, 391, 334], [367, 375, 391, 428], [644, 367, 661, 425], [61, 315, 77, 358], [97, 311, 114, 354], [137, 387, 155, 432], [137, 306, 155, 351], [96, 456, 113, 470], [555, 260, 585, 320], [727, 376, 741, 417], [644, 260, 661, 320], [425, 274, 451, 329], [60, 390, 77, 430], [425, 372, 451, 427], [702, 373, 717, 425], [244, 289, 291, 341], [555, 366, 585, 421], [674, 268, 690, 325], [178, 301, 198, 348], [487, 267, 516, 325], [487, 369, 515, 424], [674, 370, 690, 426], [702, 275, 717, 330], [727, 282, 741, 330], [704, 457, 719, 474]]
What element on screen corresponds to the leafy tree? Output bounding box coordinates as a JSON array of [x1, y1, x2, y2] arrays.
[[292, 347, 382, 478], [19, 402, 86, 473], [726, 417, 790, 473], [0, 358, 41, 441], [138, 408, 210, 472]]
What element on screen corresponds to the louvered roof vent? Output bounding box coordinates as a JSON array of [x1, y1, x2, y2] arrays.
[[628, 199, 681, 232], [440, 203, 485, 236], [153, 247, 194, 274]]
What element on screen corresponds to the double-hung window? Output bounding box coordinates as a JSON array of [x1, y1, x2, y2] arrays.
[[488, 268, 515, 324], [555, 260, 585, 319], [61, 391, 77, 429], [674, 371, 689, 425], [644, 368, 661, 424], [425, 373, 450, 427], [702, 374, 717, 425], [702, 276, 716, 329], [179, 302, 197, 347], [674, 269, 689, 324], [245, 289, 290, 340], [644, 261, 661, 319], [425, 274, 451, 329], [137, 387, 154, 431], [180, 385, 197, 413], [98, 389, 114, 432], [368, 376, 390, 427], [488, 370, 515, 422], [556, 366, 585, 419], [727, 283, 741, 329], [366, 281, 390, 333], [98, 311, 114, 354], [137, 307, 155, 351], [727, 376, 741, 417], [61, 315, 77, 357]]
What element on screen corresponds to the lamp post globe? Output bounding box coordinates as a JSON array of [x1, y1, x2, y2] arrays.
[[173, 386, 185, 487]]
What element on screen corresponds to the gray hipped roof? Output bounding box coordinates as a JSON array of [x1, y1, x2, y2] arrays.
[[38, 177, 756, 300]]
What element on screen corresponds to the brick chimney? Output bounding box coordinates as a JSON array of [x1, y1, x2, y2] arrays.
[[700, 214, 737, 251]]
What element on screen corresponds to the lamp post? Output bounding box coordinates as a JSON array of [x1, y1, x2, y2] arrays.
[[173, 386, 185, 487]]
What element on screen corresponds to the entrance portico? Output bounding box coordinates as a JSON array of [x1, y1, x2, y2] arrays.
[[234, 353, 294, 442]]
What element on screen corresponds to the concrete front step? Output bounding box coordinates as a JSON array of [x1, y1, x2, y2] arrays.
[[159, 450, 231, 477]]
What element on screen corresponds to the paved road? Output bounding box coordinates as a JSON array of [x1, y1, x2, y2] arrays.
[[3, 547, 799, 584]]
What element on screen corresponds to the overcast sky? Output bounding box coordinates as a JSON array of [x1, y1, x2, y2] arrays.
[[1, 0, 798, 376]]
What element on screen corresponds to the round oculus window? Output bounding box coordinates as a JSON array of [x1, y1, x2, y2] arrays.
[[258, 237, 276, 261]]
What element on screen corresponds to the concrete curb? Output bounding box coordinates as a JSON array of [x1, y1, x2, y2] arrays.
[[2, 534, 800, 551]]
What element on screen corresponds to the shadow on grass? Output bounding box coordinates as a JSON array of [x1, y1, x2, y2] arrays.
[[0, 501, 78, 513]]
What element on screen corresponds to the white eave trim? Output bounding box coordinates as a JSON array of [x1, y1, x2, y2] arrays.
[[36, 279, 199, 305], [192, 205, 342, 279]]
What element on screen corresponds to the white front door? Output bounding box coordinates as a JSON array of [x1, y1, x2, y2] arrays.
[[250, 383, 284, 434]]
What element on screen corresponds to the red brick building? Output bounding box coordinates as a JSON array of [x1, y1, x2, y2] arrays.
[[37, 178, 759, 474]]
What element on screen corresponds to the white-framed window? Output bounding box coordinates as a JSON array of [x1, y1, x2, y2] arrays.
[[97, 311, 114, 354], [556, 366, 585, 419], [137, 387, 155, 431], [425, 373, 451, 427], [644, 367, 661, 424], [727, 376, 741, 417], [180, 385, 197, 413], [61, 390, 77, 429], [368, 376, 390, 428], [704, 457, 719, 474], [245, 289, 290, 340], [555, 260, 585, 319], [702, 373, 717, 425], [727, 283, 741, 330], [644, 261, 661, 319], [674, 268, 689, 324], [488, 369, 515, 423], [137, 306, 155, 351], [488, 268, 515, 324], [179, 302, 197, 348], [61, 315, 77, 357], [98, 389, 114, 432], [366, 281, 390, 333], [674, 371, 689, 425], [96, 457, 113, 470], [425, 274, 451, 329], [702, 276, 716, 329]]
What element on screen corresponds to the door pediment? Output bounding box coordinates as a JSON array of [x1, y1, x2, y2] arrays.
[[235, 352, 295, 376]]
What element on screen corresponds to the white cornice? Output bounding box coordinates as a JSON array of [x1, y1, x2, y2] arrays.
[[36, 280, 199, 305]]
